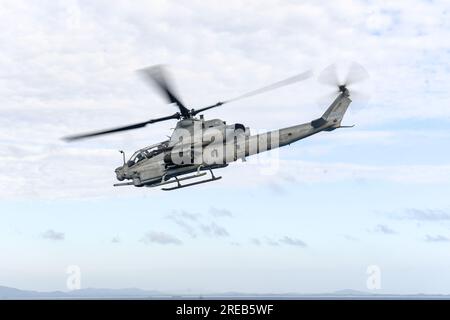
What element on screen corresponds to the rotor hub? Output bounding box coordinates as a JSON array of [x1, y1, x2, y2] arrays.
[[338, 85, 350, 96]]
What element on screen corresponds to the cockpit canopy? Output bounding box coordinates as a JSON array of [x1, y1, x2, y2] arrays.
[[127, 141, 169, 167]]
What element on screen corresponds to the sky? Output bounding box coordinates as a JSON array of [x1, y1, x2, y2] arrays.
[[1, 0, 450, 295]]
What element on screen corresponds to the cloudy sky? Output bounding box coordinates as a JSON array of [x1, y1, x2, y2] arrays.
[[1, 0, 450, 294]]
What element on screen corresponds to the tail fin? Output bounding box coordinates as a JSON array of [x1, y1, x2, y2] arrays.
[[311, 92, 352, 130], [322, 92, 352, 127]]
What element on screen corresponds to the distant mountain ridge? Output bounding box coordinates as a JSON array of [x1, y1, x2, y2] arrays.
[[0, 286, 164, 299], [1, 285, 450, 299]]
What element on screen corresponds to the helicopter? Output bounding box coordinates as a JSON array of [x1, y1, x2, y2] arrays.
[[63, 63, 368, 191]]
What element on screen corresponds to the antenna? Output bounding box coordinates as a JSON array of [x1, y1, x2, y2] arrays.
[[119, 150, 126, 165]]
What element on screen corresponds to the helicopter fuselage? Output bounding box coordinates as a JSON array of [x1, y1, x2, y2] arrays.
[[114, 91, 352, 189], [63, 63, 366, 190]]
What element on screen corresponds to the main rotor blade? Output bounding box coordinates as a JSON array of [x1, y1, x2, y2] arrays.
[[63, 113, 180, 142], [223, 69, 313, 104], [190, 102, 224, 116], [138, 65, 190, 118], [190, 70, 313, 116]]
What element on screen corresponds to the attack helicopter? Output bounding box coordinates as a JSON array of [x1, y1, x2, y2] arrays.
[[63, 63, 368, 190]]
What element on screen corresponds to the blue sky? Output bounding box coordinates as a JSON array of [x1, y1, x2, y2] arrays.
[[1, 0, 450, 294]]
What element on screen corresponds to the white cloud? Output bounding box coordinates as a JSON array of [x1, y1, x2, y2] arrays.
[[41, 229, 65, 241], [389, 209, 450, 222], [425, 235, 450, 243], [111, 236, 121, 244], [223, 159, 450, 188], [366, 12, 393, 34], [166, 209, 231, 239], [372, 224, 397, 235], [279, 236, 307, 247], [249, 236, 307, 247], [141, 231, 182, 245], [209, 207, 233, 217], [199, 222, 229, 238]]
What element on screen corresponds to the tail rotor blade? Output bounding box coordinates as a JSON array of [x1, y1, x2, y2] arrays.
[[317, 62, 370, 109], [318, 64, 340, 87], [345, 62, 370, 86]]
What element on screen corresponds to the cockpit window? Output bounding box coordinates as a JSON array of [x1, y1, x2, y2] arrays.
[[127, 141, 168, 166], [136, 153, 146, 162]]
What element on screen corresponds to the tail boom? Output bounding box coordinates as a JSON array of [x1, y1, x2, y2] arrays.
[[243, 91, 353, 156]]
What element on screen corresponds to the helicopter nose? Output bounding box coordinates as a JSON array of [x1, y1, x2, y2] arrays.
[[115, 166, 126, 181]]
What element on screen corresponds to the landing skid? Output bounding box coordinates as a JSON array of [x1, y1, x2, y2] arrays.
[[158, 167, 222, 191]]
